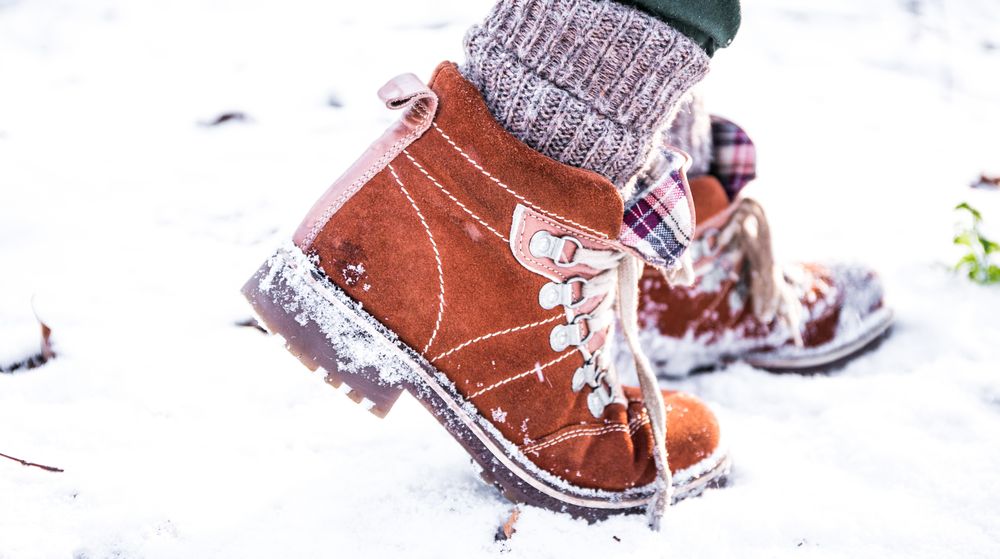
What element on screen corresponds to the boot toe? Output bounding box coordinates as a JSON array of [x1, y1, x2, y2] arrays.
[[625, 386, 723, 474], [747, 262, 893, 370], [826, 263, 886, 320], [662, 390, 723, 473]]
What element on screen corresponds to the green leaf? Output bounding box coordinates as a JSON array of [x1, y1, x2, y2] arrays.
[[951, 202, 999, 285], [956, 253, 978, 266], [954, 232, 975, 248], [955, 253, 979, 272], [956, 202, 983, 223], [981, 236, 1000, 255], [987, 265, 1000, 285]]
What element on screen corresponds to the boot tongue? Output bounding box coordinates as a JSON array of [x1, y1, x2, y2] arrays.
[[689, 175, 730, 229]]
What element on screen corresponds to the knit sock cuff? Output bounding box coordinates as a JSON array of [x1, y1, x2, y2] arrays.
[[664, 92, 713, 177], [461, 0, 710, 189]]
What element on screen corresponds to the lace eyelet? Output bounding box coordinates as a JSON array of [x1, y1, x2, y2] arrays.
[[571, 350, 603, 393], [538, 277, 589, 310], [529, 231, 584, 268], [549, 313, 594, 352], [587, 383, 615, 418]]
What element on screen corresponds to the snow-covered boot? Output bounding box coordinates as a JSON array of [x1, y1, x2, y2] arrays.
[[637, 119, 894, 376], [242, 63, 729, 526]]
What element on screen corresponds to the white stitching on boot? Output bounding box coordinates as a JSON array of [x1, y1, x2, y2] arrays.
[[302, 86, 437, 247], [431, 314, 563, 362], [388, 163, 446, 355], [467, 350, 578, 399], [520, 413, 651, 455], [402, 150, 509, 242], [433, 123, 610, 239], [522, 424, 630, 454]]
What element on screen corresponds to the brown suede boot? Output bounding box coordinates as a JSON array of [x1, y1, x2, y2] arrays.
[[637, 172, 894, 376], [242, 63, 729, 527]]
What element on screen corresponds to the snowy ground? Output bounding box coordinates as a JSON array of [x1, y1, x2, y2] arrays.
[[2, 0, 1000, 557]]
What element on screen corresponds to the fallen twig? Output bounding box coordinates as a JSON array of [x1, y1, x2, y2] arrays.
[[0, 451, 64, 473], [199, 111, 248, 127], [235, 317, 267, 334]]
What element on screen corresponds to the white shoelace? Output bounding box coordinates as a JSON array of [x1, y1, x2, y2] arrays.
[[703, 197, 804, 345], [559, 245, 673, 529], [551, 197, 799, 528]]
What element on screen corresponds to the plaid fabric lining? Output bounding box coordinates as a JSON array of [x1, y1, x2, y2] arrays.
[[709, 116, 757, 199], [619, 149, 695, 270]]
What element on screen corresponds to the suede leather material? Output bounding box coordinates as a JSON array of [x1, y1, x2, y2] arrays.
[[418, 64, 625, 240], [641, 261, 844, 349], [638, 175, 882, 352], [630, 388, 720, 471], [306, 62, 720, 489], [689, 175, 730, 226], [639, 178, 885, 354]]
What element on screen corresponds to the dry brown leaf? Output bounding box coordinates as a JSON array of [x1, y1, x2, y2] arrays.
[[494, 507, 521, 541], [1, 318, 55, 374], [974, 174, 1000, 189]]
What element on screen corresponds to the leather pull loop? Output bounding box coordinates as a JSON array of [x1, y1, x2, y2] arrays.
[[292, 73, 439, 249], [378, 73, 435, 110], [376, 73, 439, 139]]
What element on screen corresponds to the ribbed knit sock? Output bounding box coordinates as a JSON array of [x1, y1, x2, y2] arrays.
[[461, 0, 711, 196], [663, 92, 713, 177]]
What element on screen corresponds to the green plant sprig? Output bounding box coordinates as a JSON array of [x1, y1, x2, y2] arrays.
[[954, 202, 1000, 285]]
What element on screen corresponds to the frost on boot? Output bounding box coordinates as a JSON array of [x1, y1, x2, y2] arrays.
[[635, 119, 893, 376], [242, 63, 729, 525]]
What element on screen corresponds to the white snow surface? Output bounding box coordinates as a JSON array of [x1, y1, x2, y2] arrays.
[[2, 0, 1000, 557]]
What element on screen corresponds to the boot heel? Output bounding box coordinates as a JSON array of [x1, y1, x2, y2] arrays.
[[242, 246, 413, 418]]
